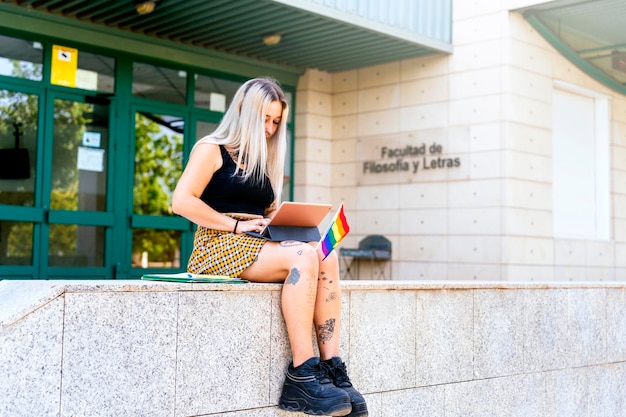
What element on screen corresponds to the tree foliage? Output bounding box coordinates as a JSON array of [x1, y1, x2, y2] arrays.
[[132, 113, 183, 264]]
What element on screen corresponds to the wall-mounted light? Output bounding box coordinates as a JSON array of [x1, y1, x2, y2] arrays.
[[135, 0, 156, 15], [262, 33, 282, 46]]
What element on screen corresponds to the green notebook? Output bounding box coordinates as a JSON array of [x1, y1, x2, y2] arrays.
[[141, 272, 248, 284]]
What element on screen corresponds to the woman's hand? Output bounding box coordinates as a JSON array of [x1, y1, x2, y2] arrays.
[[237, 217, 270, 234]]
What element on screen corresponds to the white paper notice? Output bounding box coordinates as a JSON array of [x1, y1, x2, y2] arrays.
[[210, 92, 226, 112], [77, 146, 104, 172]]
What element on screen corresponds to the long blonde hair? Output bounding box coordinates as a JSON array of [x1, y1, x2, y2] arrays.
[[194, 77, 288, 202]]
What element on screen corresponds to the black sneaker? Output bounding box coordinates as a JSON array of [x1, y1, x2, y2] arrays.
[[323, 357, 368, 417], [279, 356, 352, 416]]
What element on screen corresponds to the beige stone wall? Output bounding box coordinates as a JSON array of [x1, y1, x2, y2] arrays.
[[295, 0, 626, 281]]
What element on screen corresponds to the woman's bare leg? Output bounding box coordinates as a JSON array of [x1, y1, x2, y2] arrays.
[[312, 249, 342, 360], [239, 240, 320, 366], [242, 241, 355, 416]]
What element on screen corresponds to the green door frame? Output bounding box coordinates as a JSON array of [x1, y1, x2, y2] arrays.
[[0, 79, 46, 278], [0, 29, 297, 280], [127, 100, 194, 279], [41, 90, 117, 279]]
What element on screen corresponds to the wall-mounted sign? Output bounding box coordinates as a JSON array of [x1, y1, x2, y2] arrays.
[[363, 142, 460, 175], [51, 45, 78, 87], [82, 131, 101, 148]]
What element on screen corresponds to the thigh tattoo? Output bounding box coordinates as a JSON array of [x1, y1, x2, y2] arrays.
[[280, 240, 303, 247], [280, 240, 304, 255]]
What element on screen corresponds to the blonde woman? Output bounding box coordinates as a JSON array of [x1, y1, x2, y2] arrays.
[[172, 77, 367, 417]]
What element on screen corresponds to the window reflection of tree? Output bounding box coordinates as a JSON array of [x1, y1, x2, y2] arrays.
[[133, 112, 183, 267], [0, 86, 38, 265]]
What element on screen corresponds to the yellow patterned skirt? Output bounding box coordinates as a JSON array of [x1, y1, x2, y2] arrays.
[[187, 225, 266, 277]]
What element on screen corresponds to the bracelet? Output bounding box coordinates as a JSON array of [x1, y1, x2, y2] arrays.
[[233, 219, 239, 234]]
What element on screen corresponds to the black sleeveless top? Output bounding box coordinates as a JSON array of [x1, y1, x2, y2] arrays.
[[199, 145, 275, 216]]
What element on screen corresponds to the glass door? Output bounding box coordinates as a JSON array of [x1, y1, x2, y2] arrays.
[[0, 87, 40, 277], [129, 105, 189, 275], [41, 92, 116, 278]]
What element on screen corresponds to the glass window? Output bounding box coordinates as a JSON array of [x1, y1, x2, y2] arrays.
[[284, 90, 294, 123], [194, 75, 294, 122], [283, 128, 293, 202], [51, 98, 109, 211], [194, 75, 242, 111], [0, 90, 38, 206], [49, 45, 115, 92], [195, 120, 218, 140], [133, 111, 184, 215], [0, 35, 43, 81], [76, 50, 115, 93], [133, 62, 187, 105], [0, 221, 33, 265], [48, 224, 104, 266], [132, 229, 181, 268]]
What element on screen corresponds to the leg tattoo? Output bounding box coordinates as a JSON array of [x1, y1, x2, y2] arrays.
[[280, 240, 303, 248], [280, 240, 304, 256], [286, 267, 301, 285], [317, 318, 336, 344], [318, 271, 337, 302]]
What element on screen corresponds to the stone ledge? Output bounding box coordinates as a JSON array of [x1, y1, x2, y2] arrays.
[[2, 279, 625, 416], [3, 279, 625, 329]]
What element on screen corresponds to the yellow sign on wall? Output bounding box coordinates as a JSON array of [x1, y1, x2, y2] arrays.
[[51, 45, 78, 87]]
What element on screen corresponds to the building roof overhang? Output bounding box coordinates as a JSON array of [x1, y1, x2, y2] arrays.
[[0, 0, 452, 76], [518, 0, 626, 96]]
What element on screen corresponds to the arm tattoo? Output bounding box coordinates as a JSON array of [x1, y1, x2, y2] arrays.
[[286, 267, 301, 285], [317, 318, 336, 344]]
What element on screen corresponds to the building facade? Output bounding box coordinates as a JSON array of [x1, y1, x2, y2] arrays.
[[0, 0, 624, 281], [313, 1, 626, 281]]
